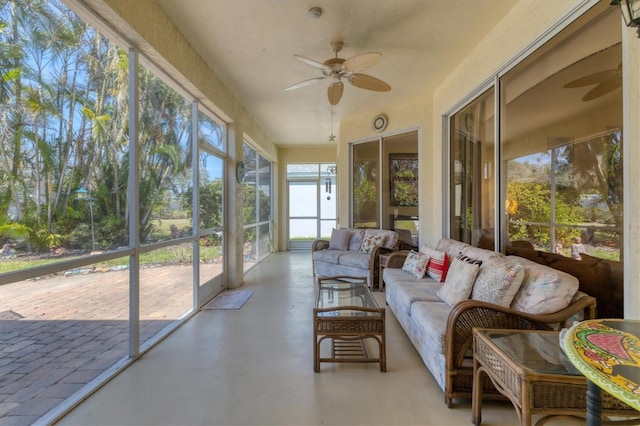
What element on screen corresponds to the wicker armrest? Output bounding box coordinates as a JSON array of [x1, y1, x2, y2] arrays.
[[312, 239, 329, 252], [445, 295, 597, 369], [385, 251, 410, 269]]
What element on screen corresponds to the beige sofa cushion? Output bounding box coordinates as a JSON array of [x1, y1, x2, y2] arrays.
[[508, 256, 579, 315]]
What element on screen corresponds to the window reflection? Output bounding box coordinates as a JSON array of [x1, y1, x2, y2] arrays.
[[449, 89, 495, 247], [501, 10, 622, 261]]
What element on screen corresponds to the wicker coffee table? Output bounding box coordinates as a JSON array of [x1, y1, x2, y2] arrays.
[[313, 276, 386, 372], [472, 329, 638, 426]]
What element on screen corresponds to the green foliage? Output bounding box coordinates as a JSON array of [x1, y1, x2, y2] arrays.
[[507, 182, 582, 246], [180, 180, 223, 230], [353, 160, 378, 224]]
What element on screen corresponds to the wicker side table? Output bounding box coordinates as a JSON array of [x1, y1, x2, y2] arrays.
[[472, 329, 638, 426]]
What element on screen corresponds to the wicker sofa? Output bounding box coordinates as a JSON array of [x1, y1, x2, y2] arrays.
[[383, 238, 596, 407], [312, 228, 399, 289]]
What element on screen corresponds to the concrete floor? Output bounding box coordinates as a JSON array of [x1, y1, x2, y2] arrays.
[[57, 252, 583, 426]]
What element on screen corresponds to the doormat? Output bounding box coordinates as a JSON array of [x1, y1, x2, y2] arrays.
[[0, 310, 23, 320], [202, 290, 254, 310]]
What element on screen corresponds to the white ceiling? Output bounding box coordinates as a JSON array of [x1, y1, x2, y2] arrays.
[[155, 0, 519, 146]]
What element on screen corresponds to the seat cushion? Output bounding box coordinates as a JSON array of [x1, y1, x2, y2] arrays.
[[384, 268, 442, 317], [312, 249, 345, 264], [409, 301, 451, 356], [338, 252, 371, 269]]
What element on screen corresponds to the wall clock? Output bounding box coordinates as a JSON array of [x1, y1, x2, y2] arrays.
[[372, 114, 388, 133], [236, 161, 246, 183]]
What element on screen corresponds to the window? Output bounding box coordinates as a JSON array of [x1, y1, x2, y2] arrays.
[[501, 8, 622, 260], [449, 90, 495, 248], [242, 142, 272, 269], [447, 5, 623, 316], [0, 1, 229, 420]]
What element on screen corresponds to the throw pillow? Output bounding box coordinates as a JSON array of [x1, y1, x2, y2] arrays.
[[471, 257, 524, 307], [436, 253, 481, 307], [419, 244, 450, 282], [360, 233, 385, 253], [348, 229, 365, 251], [328, 228, 350, 250], [402, 250, 430, 279]]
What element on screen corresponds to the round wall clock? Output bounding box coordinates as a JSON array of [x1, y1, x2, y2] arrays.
[[236, 161, 246, 183], [372, 114, 388, 133]]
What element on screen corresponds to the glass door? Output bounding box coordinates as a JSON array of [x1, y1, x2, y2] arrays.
[[287, 164, 336, 251]]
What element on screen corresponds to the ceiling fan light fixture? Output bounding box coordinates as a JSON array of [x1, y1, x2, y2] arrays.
[[611, 0, 640, 37], [284, 40, 391, 105]]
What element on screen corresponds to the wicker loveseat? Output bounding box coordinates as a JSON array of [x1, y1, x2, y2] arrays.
[[312, 228, 399, 289], [383, 238, 596, 407]]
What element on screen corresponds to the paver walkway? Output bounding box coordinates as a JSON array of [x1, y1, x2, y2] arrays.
[[0, 263, 220, 425]]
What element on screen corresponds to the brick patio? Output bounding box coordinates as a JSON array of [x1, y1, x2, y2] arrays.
[[0, 263, 220, 425]]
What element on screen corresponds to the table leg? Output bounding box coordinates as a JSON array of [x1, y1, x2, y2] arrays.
[[380, 325, 386, 372], [314, 332, 320, 372], [472, 359, 483, 425], [586, 380, 602, 426]]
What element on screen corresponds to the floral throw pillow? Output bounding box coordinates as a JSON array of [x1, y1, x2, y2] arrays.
[[360, 233, 385, 254], [402, 251, 430, 279]]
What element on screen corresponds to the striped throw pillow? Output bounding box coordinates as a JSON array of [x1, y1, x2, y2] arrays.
[[419, 245, 450, 282]]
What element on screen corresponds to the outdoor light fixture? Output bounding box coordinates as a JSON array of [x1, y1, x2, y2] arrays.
[[611, 0, 640, 37]]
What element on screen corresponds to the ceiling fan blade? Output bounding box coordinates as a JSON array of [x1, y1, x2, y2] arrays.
[[343, 52, 382, 73], [283, 77, 326, 91], [564, 69, 618, 88], [349, 74, 391, 92], [327, 81, 344, 105], [582, 77, 622, 101], [293, 55, 331, 72]]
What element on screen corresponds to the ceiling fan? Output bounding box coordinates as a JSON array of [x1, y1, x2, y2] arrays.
[[564, 63, 622, 101], [283, 41, 391, 105]]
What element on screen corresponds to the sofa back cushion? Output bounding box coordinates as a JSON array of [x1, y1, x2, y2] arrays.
[[435, 238, 470, 259], [461, 245, 504, 263], [508, 256, 579, 315], [347, 229, 365, 251]]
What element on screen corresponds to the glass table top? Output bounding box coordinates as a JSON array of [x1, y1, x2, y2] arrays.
[[315, 279, 379, 317], [484, 330, 581, 376]]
